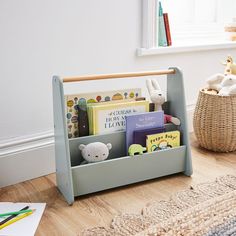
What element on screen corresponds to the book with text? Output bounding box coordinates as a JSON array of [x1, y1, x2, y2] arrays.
[[125, 111, 164, 153], [88, 100, 149, 135], [146, 130, 180, 152]]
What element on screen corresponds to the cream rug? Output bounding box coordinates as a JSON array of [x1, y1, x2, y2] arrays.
[[81, 175, 236, 236]]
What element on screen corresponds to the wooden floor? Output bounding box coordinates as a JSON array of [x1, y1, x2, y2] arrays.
[[1, 134, 236, 236]]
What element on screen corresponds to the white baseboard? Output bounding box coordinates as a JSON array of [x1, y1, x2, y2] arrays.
[[0, 131, 55, 188], [0, 104, 195, 188]]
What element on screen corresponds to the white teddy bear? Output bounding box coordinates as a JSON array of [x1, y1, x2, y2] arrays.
[[146, 79, 181, 125], [206, 73, 236, 96], [79, 142, 112, 164]]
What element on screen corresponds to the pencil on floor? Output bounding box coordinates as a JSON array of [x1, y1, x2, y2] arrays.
[[0, 206, 29, 226], [0, 209, 32, 218], [0, 210, 35, 230]]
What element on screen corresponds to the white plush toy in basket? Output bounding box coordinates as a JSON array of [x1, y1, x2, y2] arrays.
[[193, 58, 236, 152]]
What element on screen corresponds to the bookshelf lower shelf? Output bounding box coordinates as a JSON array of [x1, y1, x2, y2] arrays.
[[71, 145, 186, 196]]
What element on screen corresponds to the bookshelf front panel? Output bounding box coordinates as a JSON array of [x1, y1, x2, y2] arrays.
[[71, 145, 186, 196], [68, 123, 178, 167]]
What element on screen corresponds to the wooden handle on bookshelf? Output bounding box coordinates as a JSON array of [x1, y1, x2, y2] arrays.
[[62, 69, 175, 83]]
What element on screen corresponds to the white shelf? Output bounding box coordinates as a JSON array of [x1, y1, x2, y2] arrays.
[[137, 41, 236, 56]]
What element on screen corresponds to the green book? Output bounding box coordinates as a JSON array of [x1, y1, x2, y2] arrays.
[[158, 2, 167, 47]]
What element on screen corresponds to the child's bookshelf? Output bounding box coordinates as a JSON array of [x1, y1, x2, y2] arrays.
[[52, 67, 193, 205]]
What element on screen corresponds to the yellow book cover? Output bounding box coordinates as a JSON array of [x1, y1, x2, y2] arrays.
[[87, 99, 143, 135], [146, 131, 180, 152], [89, 100, 149, 135]]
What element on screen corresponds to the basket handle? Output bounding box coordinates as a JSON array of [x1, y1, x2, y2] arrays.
[[62, 69, 175, 83]]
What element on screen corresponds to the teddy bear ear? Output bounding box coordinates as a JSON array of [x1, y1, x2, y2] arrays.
[[79, 144, 86, 151], [107, 143, 112, 150]]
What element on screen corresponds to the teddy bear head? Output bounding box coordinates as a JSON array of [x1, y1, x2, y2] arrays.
[[79, 142, 112, 163]]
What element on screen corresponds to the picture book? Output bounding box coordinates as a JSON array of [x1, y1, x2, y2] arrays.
[[146, 130, 180, 152], [87, 98, 145, 135], [125, 111, 164, 153], [87, 100, 149, 135], [133, 127, 165, 147], [64, 88, 142, 138]]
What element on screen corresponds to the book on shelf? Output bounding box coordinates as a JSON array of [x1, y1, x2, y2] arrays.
[[87, 100, 149, 135], [163, 13, 172, 46], [125, 111, 164, 153], [158, 1, 167, 47], [146, 130, 180, 152], [64, 88, 142, 139], [133, 127, 165, 147]]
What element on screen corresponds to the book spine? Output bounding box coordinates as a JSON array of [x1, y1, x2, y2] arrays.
[[158, 2, 167, 47], [163, 13, 172, 46]]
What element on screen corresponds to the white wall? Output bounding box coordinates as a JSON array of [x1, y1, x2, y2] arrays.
[[0, 0, 236, 185]]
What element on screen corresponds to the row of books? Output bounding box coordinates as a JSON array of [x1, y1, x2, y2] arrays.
[[125, 111, 180, 153], [65, 88, 142, 139], [158, 2, 172, 47], [64, 88, 180, 154]]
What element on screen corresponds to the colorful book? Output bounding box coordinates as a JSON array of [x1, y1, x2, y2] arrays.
[[65, 88, 142, 138], [158, 2, 167, 47], [133, 127, 165, 147], [146, 130, 180, 152], [87, 100, 149, 135], [163, 13, 172, 46], [125, 111, 164, 153]]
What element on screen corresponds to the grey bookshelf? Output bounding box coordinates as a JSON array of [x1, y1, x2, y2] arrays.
[[52, 67, 193, 205]]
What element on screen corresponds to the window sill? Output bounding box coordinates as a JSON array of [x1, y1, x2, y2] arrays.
[[137, 41, 236, 56]]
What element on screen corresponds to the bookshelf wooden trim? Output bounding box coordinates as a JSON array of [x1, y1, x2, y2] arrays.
[[63, 69, 175, 83]]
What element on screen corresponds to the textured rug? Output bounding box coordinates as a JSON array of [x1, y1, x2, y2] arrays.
[[81, 175, 236, 236]]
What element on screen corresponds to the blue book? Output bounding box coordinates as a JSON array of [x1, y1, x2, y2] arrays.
[[125, 111, 164, 154], [133, 127, 165, 147], [158, 2, 167, 47]]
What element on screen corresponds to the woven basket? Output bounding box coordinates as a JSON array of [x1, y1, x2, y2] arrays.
[[193, 90, 236, 152]]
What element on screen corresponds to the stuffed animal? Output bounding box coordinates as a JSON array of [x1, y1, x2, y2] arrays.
[[128, 144, 146, 156], [222, 56, 236, 75], [227, 84, 236, 95], [206, 73, 225, 91], [79, 142, 112, 164], [146, 79, 181, 125], [206, 73, 236, 96]]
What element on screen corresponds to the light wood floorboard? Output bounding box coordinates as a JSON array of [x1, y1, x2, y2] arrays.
[[0, 134, 236, 235]]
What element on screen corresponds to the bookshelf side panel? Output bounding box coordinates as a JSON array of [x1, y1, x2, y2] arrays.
[[52, 76, 74, 204], [167, 67, 193, 176]]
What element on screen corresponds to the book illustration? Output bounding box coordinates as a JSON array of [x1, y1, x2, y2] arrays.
[[133, 127, 165, 147], [88, 100, 149, 135], [146, 130, 180, 152], [65, 88, 142, 138], [125, 111, 164, 153]]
